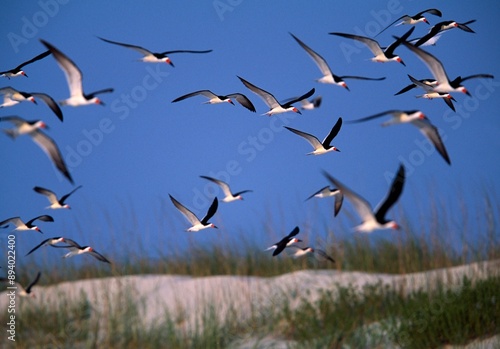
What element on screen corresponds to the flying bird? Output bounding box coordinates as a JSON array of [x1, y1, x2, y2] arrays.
[[41, 39, 114, 106], [329, 27, 414, 65], [53, 238, 111, 263], [323, 164, 405, 233], [199, 176, 252, 202], [33, 185, 82, 209], [25, 237, 68, 256], [306, 186, 344, 217], [0, 86, 63, 122], [0, 50, 51, 79], [0, 272, 41, 297], [413, 20, 476, 47], [237, 76, 314, 116], [290, 32, 385, 90], [288, 246, 335, 263], [97, 36, 212, 67], [284, 117, 342, 155], [347, 110, 450, 165], [0, 215, 54, 234], [265, 226, 302, 256], [0, 115, 48, 138], [172, 90, 256, 112], [405, 74, 457, 111], [375, 8, 443, 37], [400, 41, 474, 95], [169, 195, 218, 232]]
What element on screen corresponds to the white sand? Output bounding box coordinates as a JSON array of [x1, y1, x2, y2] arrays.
[[2, 259, 499, 347]]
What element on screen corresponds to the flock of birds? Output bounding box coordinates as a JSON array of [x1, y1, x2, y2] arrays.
[[0, 7, 495, 296]]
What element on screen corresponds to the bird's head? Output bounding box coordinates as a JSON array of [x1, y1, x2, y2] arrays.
[[388, 221, 400, 230], [93, 97, 105, 106], [333, 147, 340, 152], [396, 56, 405, 66], [340, 81, 349, 90], [63, 204, 71, 209], [460, 86, 470, 96], [21, 71, 28, 77], [164, 57, 174, 67], [227, 98, 234, 105], [292, 107, 301, 114], [210, 223, 218, 229], [28, 96, 37, 104]]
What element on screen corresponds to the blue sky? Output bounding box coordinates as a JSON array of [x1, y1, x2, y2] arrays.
[[1, 1, 499, 265]]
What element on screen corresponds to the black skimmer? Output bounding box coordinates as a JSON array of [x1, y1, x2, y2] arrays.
[[0, 272, 41, 297], [347, 110, 450, 165], [25, 237, 68, 256], [0, 50, 51, 79], [0, 115, 47, 138], [1, 125, 74, 184], [265, 226, 302, 256], [297, 96, 322, 110], [400, 41, 473, 95], [395, 74, 494, 96], [375, 8, 443, 37], [290, 33, 385, 90], [199, 176, 252, 202], [33, 185, 82, 209], [41, 39, 114, 106], [284, 117, 342, 155], [237, 76, 314, 116], [53, 238, 111, 263], [323, 164, 405, 233], [169, 195, 218, 231], [413, 20, 476, 47], [0, 215, 54, 233], [0, 87, 63, 122], [97, 36, 212, 67], [405, 74, 457, 111], [172, 90, 256, 112], [306, 186, 344, 217], [288, 246, 335, 263], [329, 27, 414, 65]]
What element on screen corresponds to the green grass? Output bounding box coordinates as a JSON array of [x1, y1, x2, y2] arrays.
[[3, 275, 498, 348]]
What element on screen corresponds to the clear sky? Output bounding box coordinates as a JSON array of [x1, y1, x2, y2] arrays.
[[1, 1, 499, 265]]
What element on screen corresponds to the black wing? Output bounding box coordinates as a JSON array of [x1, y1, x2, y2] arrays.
[[25, 271, 41, 293], [200, 197, 218, 225], [281, 88, 315, 108], [25, 238, 52, 256], [14, 50, 51, 70], [374, 164, 405, 223], [160, 49, 213, 55], [59, 185, 83, 205], [322, 117, 343, 147], [26, 215, 54, 227], [385, 26, 415, 57]]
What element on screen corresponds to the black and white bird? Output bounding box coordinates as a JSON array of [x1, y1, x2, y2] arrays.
[[265, 226, 302, 256], [33, 185, 82, 209], [323, 164, 405, 233], [238, 76, 314, 116], [0, 86, 63, 122], [284, 117, 342, 155], [0, 115, 48, 138], [405, 74, 457, 111], [53, 238, 111, 263], [98, 36, 212, 67], [306, 186, 344, 217], [395, 74, 494, 96], [41, 39, 114, 106], [0, 272, 41, 297], [200, 176, 252, 202], [347, 110, 450, 165], [169, 195, 218, 231], [0, 50, 51, 79], [290, 33, 385, 90], [25, 237, 68, 256], [0, 215, 54, 234], [172, 90, 256, 112], [288, 246, 335, 263], [401, 41, 474, 95], [329, 27, 414, 65], [375, 8, 443, 37], [413, 20, 476, 47]]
